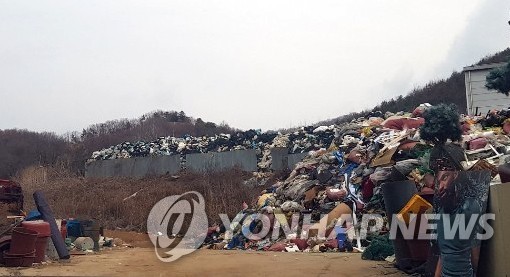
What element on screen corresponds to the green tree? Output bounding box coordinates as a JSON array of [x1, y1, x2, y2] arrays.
[[486, 61, 510, 96], [420, 103, 462, 145]]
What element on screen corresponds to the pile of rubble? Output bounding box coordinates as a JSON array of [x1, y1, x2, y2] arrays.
[[203, 105, 510, 260]]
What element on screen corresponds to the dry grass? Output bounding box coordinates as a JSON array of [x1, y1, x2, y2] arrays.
[[15, 166, 261, 232]]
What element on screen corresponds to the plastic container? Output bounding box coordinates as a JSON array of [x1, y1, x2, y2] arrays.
[[21, 221, 51, 263], [66, 219, 82, 238], [398, 194, 432, 224], [21, 221, 51, 237], [81, 220, 100, 251], [0, 236, 11, 265], [9, 227, 38, 255], [3, 250, 36, 267], [3, 249, 35, 257], [335, 227, 347, 249]]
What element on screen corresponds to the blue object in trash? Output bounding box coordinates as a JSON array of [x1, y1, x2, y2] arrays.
[[334, 151, 344, 165], [26, 210, 42, 221], [336, 227, 347, 249], [66, 219, 83, 237], [227, 234, 244, 250]]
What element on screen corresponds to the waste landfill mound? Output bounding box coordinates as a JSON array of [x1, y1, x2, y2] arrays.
[[87, 126, 340, 170], [201, 105, 510, 264], [87, 106, 431, 170]]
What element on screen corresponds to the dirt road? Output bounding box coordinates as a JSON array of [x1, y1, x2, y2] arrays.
[[0, 230, 407, 276], [0, 248, 406, 277]]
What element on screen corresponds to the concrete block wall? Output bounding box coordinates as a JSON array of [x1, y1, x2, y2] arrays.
[[270, 148, 308, 171], [86, 148, 309, 178], [270, 148, 289, 171], [85, 155, 181, 178], [288, 152, 309, 169], [185, 149, 258, 172]]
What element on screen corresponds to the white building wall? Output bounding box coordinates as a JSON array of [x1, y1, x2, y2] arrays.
[[465, 63, 510, 115]]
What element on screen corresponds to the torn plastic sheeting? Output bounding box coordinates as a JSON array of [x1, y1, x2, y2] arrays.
[[394, 159, 422, 176], [281, 201, 304, 212], [280, 179, 316, 200], [339, 163, 358, 175], [369, 167, 393, 183]]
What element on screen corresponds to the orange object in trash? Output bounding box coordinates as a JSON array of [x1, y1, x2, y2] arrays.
[[398, 194, 432, 224]]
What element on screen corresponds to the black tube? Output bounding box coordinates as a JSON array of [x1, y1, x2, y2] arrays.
[[381, 180, 418, 223], [33, 190, 70, 259], [381, 180, 418, 271]]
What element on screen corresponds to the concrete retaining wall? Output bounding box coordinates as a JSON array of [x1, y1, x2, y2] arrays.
[[185, 150, 257, 172], [270, 148, 308, 171], [86, 148, 309, 178], [288, 152, 309, 169], [270, 148, 289, 171], [85, 155, 181, 178]]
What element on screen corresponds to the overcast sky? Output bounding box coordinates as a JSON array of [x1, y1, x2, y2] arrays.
[[1, 0, 509, 134]]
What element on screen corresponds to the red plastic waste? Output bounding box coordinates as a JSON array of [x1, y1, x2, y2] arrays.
[[21, 221, 51, 263], [504, 121, 510, 134], [383, 117, 425, 130], [290, 239, 308, 251], [3, 250, 35, 267], [9, 227, 37, 255], [326, 187, 347, 201], [468, 138, 488, 150], [267, 242, 286, 252], [0, 236, 11, 265]]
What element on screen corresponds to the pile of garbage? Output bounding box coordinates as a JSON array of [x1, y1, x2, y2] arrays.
[[87, 126, 337, 170], [87, 110, 432, 171], [202, 105, 510, 258]]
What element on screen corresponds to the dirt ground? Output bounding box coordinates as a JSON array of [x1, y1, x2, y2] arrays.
[[0, 231, 408, 277]]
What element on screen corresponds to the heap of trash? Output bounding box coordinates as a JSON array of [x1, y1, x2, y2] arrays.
[[201, 104, 510, 272], [87, 127, 339, 170], [86, 110, 428, 171]]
